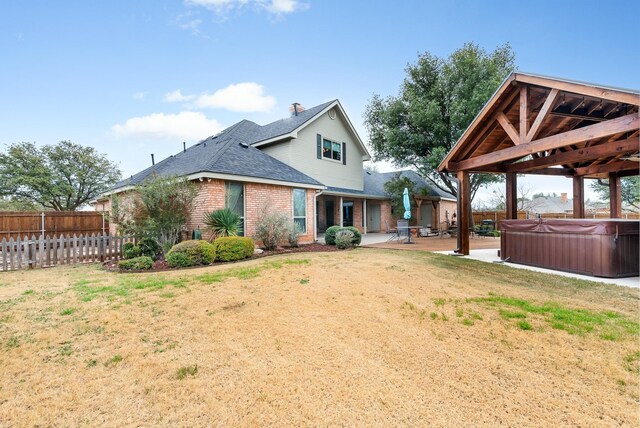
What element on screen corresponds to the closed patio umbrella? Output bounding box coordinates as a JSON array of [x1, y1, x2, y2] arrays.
[[403, 188, 411, 220]]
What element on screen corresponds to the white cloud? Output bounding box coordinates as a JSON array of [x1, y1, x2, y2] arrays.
[[112, 111, 223, 141], [132, 92, 146, 100], [195, 82, 276, 112], [164, 89, 196, 103], [185, 0, 306, 16]]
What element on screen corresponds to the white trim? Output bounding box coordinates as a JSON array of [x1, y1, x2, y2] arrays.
[[339, 196, 344, 226], [321, 136, 343, 163], [363, 199, 367, 235], [292, 188, 307, 234], [187, 172, 325, 190]]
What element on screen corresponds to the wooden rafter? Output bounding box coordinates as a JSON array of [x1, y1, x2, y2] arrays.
[[574, 160, 639, 176], [504, 137, 639, 172], [514, 74, 640, 105], [526, 89, 559, 142], [497, 113, 521, 145], [520, 86, 528, 141], [451, 113, 639, 171]]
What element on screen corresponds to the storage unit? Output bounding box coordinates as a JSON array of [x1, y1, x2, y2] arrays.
[[500, 219, 639, 278]]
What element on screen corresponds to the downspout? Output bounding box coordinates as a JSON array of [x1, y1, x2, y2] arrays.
[[442, 175, 462, 254], [314, 189, 324, 242]]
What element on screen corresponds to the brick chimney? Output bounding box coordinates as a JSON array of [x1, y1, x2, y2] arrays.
[[560, 193, 568, 203], [289, 102, 305, 116]]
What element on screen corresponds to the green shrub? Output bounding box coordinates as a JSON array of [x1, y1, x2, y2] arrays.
[[166, 251, 193, 268], [166, 240, 216, 268], [255, 211, 289, 250], [124, 244, 142, 259], [203, 208, 243, 238], [213, 236, 254, 262], [118, 256, 153, 271], [123, 242, 134, 252], [345, 226, 362, 245], [324, 225, 342, 245], [139, 237, 163, 260], [335, 230, 355, 249]]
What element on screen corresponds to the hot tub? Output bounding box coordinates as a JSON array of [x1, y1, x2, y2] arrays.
[[499, 219, 639, 278]]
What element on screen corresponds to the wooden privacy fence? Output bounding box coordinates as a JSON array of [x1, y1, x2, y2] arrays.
[[0, 233, 134, 271], [0, 211, 108, 241]]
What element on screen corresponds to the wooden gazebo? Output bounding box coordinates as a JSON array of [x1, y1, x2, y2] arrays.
[[438, 72, 639, 257]]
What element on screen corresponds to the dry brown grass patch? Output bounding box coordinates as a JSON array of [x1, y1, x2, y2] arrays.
[[0, 249, 638, 426]]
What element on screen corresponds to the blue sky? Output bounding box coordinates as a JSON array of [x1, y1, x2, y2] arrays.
[[1, 0, 638, 202]]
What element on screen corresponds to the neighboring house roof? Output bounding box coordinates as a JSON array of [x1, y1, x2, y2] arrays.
[[109, 120, 323, 192], [528, 196, 573, 213], [251, 99, 371, 161], [324, 170, 456, 200]]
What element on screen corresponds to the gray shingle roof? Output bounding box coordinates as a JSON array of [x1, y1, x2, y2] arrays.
[[249, 100, 336, 144], [111, 120, 322, 190], [325, 170, 456, 199]]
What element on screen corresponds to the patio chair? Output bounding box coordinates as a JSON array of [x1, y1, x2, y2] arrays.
[[396, 220, 409, 243], [385, 220, 397, 234]]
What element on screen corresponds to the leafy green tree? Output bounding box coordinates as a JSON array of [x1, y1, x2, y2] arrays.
[[123, 176, 198, 247], [0, 141, 121, 211], [364, 42, 516, 200], [0, 196, 40, 211], [383, 174, 428, 220], [590, 177, 640, 210]]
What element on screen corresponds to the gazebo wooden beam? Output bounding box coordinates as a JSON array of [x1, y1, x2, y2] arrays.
[[450, 113, 639, 171], [526, 89, 559, 142], [573, 176, 585, 218], [609, 173, 622, 218], [514, 74, 640, 106], [457, 170, 470, 255], [497, 113, 521, 145], [505, 136, 639, 172], [574, 160, 639, 176]]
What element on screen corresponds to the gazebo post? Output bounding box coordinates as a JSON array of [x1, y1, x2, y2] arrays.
[[572, 176, 585, 218], [505, 172, 518, 219], [457, 170, 470, 255], [609, 172, 622, 218]]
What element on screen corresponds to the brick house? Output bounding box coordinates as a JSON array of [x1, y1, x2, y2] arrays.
[[97, 100, 455, 244]]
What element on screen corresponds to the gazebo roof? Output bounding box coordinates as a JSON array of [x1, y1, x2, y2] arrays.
[[438, 72, 639, 179]]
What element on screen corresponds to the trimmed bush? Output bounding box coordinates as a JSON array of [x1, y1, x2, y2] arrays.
[[324, 225, 342, 245], [124, 244, 142, 259], [139, 237, 163, 260], [118, 256, 153, 271], [213, 236, 254, 262], [166, 240, 216, 268], [335, 230, 355, 249], [345, 226, 362, 245], [166, 251, 193, 268], [325, 226, 361, 246]]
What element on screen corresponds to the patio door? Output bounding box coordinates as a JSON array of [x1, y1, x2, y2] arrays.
[[368, 204, 381, 232], [325, 200, 334, 229], [342, 202, 353, 227], [420, 203, 433, 228]]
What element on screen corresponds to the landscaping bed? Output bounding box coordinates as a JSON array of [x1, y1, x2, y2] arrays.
[[103, 242, 341, 272]]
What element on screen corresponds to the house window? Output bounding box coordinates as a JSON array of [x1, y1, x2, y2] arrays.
[[293, 188, 306, 233], [322, 138, 341, 162], [225, 181, 244, 236]]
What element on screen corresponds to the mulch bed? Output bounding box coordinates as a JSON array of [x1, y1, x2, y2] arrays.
[[103, 242, 341, 272]]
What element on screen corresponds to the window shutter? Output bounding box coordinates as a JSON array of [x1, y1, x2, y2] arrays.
[[342, 142, 346, 165], [316, 134, 322, 159]]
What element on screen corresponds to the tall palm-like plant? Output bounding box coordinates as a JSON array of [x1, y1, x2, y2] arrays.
[[203, 208, 243, 239]]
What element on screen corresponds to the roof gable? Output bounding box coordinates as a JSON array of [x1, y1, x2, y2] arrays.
[[251, 100, 371, 160], [439, 72, 639, 179]]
